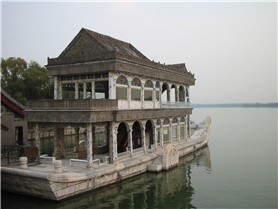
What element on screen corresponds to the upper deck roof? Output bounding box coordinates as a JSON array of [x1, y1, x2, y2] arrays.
[[47, 28, 195, 84], [47, 28, 149, 65]]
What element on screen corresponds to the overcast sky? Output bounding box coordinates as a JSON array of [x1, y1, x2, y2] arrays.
[[1, 1, 277, 103]]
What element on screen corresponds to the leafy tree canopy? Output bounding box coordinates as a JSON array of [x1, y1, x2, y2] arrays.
[[1, 57, 53, 105]]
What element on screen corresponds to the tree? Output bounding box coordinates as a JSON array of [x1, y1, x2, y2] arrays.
[[1, 57, 53, 105], [24, 61, 53, 100]]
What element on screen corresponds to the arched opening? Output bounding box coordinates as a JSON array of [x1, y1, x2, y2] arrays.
[[162, 83, 170, 102], [171, 84, 178, 102], [163, 118, 170, 144], [144, 80, 153, 101], [180, 117, 185, 140], [156, 119, 161, 146], [132, 121, 142, 149], [179, 86, 185, 102], [145, 120, 154, 149], [116, 75, 128, 100], [131, 77, 142, 101], [172, 117, 178, 141], [117, 122, 128, 153]]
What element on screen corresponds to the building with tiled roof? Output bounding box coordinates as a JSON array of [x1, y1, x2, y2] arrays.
[[1, 89, 27, 146], [26, 28, 195, 165]]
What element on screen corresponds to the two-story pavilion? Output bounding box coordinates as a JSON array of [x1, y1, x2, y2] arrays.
[[26, 28, 195, 167]]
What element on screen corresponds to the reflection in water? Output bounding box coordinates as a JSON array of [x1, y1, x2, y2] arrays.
[[2, 146, 211, 209]]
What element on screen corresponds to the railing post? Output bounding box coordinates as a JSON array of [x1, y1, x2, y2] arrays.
[[19, 157, 28, 169]]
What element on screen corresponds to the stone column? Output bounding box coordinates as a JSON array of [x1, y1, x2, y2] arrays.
[[159, 89, 162, 108], [75, 127, 80, 153], [176, 88, 179, 102], [169, 119, 173, 144], [75, 82, 79, 99], [86, 124, 93, 168], [151, 124, 157, 149], [152, 87, 155, 108], [54, 76, 58, 100], [128, 82, 131, 109], [58, 78, 62, 100], [128, 126, 133, 157], [108, 73, 115, 99], [83, 82, 87, 99], [91, 81, 95, 99], [141, 126, 146, 152], [154, 126, 157, 149], [53, 128, 65, 159], [186, 115, 190, 140], [54, 76, 62, 100], [187, 86, 190, 101], [160, 121, 164, 147], [109, 124, 118, 163], [167, 88, 170, 102], [34, 123, 41, 156], [177, 118, 181, 142], [184, 119, 187, 141], [141, 85, 144, 109]]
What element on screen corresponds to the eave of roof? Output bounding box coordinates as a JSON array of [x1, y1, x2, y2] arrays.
[[1, 89, 25, 117]]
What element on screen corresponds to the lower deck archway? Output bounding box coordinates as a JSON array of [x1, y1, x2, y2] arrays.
[[117, 122, 128, 153], [132, 121, 142, 149]]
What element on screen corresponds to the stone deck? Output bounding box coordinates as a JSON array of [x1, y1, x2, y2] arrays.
[[1, 116, 211, 201]]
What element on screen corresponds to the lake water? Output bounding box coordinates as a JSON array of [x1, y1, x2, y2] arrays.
[[2, 108, 277, 209]]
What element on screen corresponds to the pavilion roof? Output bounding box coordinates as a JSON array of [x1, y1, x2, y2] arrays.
[[48, 28, 149, 65]]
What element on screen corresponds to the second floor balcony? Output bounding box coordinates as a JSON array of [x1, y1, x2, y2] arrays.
[[162, 101, 191, 108], [26, 99, 192, 111], [26, 99, 118, 111]]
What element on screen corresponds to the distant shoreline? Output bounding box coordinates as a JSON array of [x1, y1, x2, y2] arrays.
[[192, 103, 278, 108]]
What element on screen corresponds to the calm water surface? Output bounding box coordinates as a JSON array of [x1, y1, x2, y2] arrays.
[[2, 108, 277, 209]]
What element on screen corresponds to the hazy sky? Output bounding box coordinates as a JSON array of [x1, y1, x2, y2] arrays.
[[1, 1, 277, 103]]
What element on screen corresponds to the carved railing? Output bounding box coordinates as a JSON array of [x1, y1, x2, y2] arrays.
[[1, 146, 24, 164], [1, 146, 39, 164], [161, 101, 192, 108], [27, 99, 118, 111]]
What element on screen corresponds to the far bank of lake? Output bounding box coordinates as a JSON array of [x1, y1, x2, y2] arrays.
[[192, 102, 278, 108]]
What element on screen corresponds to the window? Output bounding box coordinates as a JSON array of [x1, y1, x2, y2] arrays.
[[131, 78, 142, 101], [155, 81, 160, 89], [116, 87, 127, 100], [131, 89, 141, 100], [157, 129, 160, 145], [116, 75, 128, 100], [131, 78, 141, 87], [145, 80, 153, 88], [163, 118, 170, 125], [95, 81, 108, 99], [155, 91, 159, 101], [144, 80, 153, 101], [180, 124, 185, 139], [62, 83, 75, 99], [172, 126, 177, 141], [85, 83, 92, 99], [163, 127, 169, 144], [144, 90, 152, 101], [116, 75, 128, 85]]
